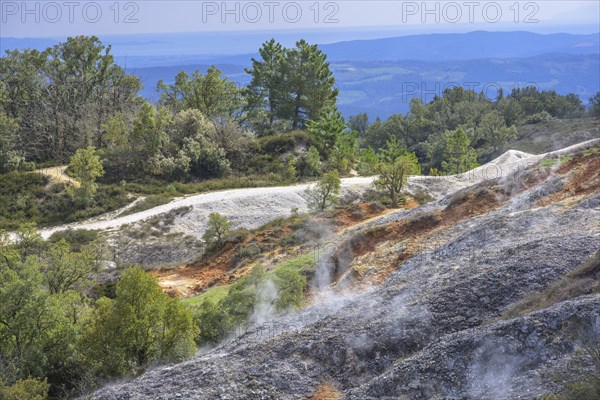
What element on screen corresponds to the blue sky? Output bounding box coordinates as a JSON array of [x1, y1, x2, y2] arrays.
[[1, 0, 599, 38]]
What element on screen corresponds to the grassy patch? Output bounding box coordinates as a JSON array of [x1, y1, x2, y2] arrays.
[[120, 174, 295, 197], [413, 191, 435, 205], [181, 284, 230, 307], [118, 193, 174, 217], [268, 253, 316, 276], [182, 253, 316, 308], [583, 147, 600, 157], [503, 251, 600, 319], [539, 155, 573, 168], [0, 172, 131, 230]]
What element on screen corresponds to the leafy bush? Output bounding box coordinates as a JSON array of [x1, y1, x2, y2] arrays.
[[191, 255, 312, 346], [0, 378, 49, 400], [305, 170, 341, 211], [39, 184, 130, 226], [273, 263, 307, 311], [413, 192, 434, 205], [80, 267, 198, 377], [203, 212, 233, 250], [303, 146, 323, 177], [0, 172, 131, 230], [220, 265, 266, 327], [0, 172, 46, 228], [260, 134, 296, 154], [192, 299, 230, 345], [48, 229, 99, 251], [374, 154, 420, 207], [525, 110, 554, 124]]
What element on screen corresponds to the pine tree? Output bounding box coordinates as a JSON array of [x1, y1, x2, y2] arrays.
[[244, 39, 287, 132], [441, 128, 479, 175], [308, 107, 346, 152], [285, 40, 338, 128], [245, 39, 338, 131], [589, 92, 600, 117]]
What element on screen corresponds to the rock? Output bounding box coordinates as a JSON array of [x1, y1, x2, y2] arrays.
[[89, 143, 600, 400]]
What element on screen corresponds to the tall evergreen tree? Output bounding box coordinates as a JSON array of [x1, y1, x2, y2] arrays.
[[589, 92, 600, 117], [285, 40, 338, 129], [308, 107, 346, 152], [441, 128, 479, 174], [245, 39, 338, 131], [244, 39, 287, 133]]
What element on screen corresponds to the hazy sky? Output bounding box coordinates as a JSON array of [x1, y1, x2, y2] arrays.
[[1, 0, 599, 38]]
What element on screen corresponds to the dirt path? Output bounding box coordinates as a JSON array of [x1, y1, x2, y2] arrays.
[[35, 165, 80, 188], [37, 177, 376, 239], [33, 138, 600, 240]]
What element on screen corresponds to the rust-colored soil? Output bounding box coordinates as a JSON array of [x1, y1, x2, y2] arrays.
[[154, 201, 393, 297], [538, 153, 600, 206], [307, 382, 343, 400], [346, 154, 599, 287], [344, 186, 504, 286], [156, 150, 598, 298]]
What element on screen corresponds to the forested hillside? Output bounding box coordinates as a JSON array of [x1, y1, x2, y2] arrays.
[[1, 35, 598, 229]]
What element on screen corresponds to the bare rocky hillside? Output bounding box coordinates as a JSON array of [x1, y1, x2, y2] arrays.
[[91, 139, 600, 400]]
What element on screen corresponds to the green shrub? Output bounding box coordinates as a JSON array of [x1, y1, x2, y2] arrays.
[[260, 134, 296, 155], [190, 254, 314, 346], [305, 170, 341, 211], [48, 229, 99, 252], [539, 155, 573, 168], [0, 378, 49, 400], [118, 193, 173, 217], [0, 172, 46, 230], [192, 300, 230, 345], [203, 213, 233, 250], [274, 263, 307, 311], [413, 192, 434, 205], [80, 267, 198, 377], [525, 111, 554, 124]]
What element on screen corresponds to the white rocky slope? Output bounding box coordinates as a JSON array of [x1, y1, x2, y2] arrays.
[[90, 139, 599, 399], [36, 139, 598, 242], [36, 177, 374, 240]]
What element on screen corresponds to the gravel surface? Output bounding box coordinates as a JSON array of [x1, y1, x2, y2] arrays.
[[36, 139, 599, 240], [37, 177, 375, 239]]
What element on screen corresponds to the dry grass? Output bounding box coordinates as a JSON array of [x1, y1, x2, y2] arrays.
[[35, 165, 80, 188], [503, 250, 600, 319], [307, 381, 343, 400]]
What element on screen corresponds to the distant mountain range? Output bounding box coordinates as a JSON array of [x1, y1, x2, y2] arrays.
[[3, 30, 599, 119], [320, 31, 599, 62]]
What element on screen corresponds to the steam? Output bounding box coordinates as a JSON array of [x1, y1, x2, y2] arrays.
[[467, 338, 524, 400], [249, 279, 279, 325], [313, 241, 339, 292]]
